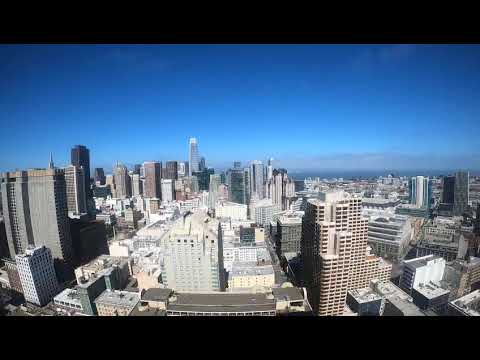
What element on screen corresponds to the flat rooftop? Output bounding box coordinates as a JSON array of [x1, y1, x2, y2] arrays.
[[272, 287, 304, 302], [348, 288, 383, 304], [142, 288, 173, 302], [53, 288, 82, 307], [404, 255, 443, 269], [450, 290, 480, 316], [231, 263, 274, 277], [94, 290, 140, 309], [277, 215, 302, 225], [167, 292, 276, 313], [413, 282, 450, 299]]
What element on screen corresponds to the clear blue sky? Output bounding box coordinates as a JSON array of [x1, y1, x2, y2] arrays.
[[1, 44, 479, 173]]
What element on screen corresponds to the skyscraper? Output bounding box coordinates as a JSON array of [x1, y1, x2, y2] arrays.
[[64, 165, 87, 215], [161, 179, 175, 203], [71, 145, 91, 198], [266, 169, 295, 211], [133, 164, 142, 175], [113, 163, 131, 199], [193, 168, 215, 192], [227, 164, 245, 204], [208, 174, 221, 210], [243, 167, 251, 205], [1, 169, 74, 280], [250, 160, 265, 200], [143, 161, 162, 199], [408, 176, 432, 209], [189, 138, 200, 176], [267, 158, 274, 180], [94, 168, 106, 185], [442, 176, 455, 205], [165, 161, 178, 180], [199, 156, 206, 171], [301, 191, 391, 316], [131, 173, 143, 197], [454, 171, 469, 216]]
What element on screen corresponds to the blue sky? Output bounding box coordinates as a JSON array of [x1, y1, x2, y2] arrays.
[[0, 44, 479, 173]]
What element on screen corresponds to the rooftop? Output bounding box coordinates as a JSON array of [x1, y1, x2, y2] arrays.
[[348, 287, 383, 304], [53, 288, 82, 307], [450, 290, 480, 316], [277, 215, 302, 225], [142, 288, 173, 302], [413, 282, 450, 299], [167, 292, 276, 313], [231, 263, 274, 277], [272, 287, 304, 302], [404, 255, 443, 269], [94, 290, 140, 309]]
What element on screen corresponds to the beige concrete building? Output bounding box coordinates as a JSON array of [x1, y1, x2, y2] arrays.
[[301, 190, 392, 316], [229, 262, 275, 290], [95, 290, 140, 316]]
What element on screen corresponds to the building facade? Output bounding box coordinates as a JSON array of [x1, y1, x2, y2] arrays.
[[301, 191, 392, 316], [164, 161, 178, 180], [143, 161, 162, 199], [188, 138, 200, 176], [453, 171, 469, 216], [71, 145, 91, 199], [16, 246, 59, 306], [64, 165, 87, 215], [113, 163, 131, 199]]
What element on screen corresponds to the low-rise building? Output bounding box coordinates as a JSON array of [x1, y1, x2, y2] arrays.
[[229, 262, 275, 290], [53, 288, 85, 315], [346, 287, 386, 316], [411, 281, 450, 314], [448, 290, 480, 316], [74, 255, 132, 290], [400, 255, 446, 294], [95, 290, 140, 316], [215, 201, 248, 221]]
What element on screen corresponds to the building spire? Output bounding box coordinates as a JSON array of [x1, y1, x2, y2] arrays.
[[48, 152, 54, 169]]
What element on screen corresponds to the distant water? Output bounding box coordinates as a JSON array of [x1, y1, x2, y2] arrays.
[[289, 169, 480, 180]]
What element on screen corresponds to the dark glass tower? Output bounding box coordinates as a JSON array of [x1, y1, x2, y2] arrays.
[[71, 145, 91, 197], [442, 176, 455, 205], [454, 171, 469, 216], [165, 161, 179, 180], [227, 165, 245, 204], [94, 168, 106, 185]]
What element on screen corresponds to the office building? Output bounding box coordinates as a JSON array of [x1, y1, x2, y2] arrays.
[[143, 161, 162, 199], [366, 212, 413, 260], [64, 165, 87, 215], [454, 171, 469, 216], [95, 289, 140, 316], [164, 161, 178, 180], [250, 160, 265, 200], [208, 174, 221, 210], [161, 211, 225, 292], [1, 169, 74, 280], [178, 161, 188, 178], [215, 201, 248, 221], [408, 176, 432, 209], [227, 165, 246, 204], [266, 169, 295, 211], [192, 168, 214, 191], [448, 290, 480, 316], [16, 246, 59, 306], [70, 219, 109, 265], [53, 288, 85, 315], [199, 156, 206, 171], [442, 175, 455, 205], [277, 214, 303, 255], [243, 167, 251, 205], [253, 198, 280, 227], [161, 179, 175, 203], [131, 173, 143, 196], [188, 138, 200, 176], [113, 163, 131, 199], [301, 191, 392, 316], [411, 282, 450, 313], [229, 262, 275, 290], [346, 287, 385, 316], [267, 158, 273, 180], [399, 255, 446, 294], [74, 255, 132, 290], [94, 168, 106, 185], [3, 259, 23, 295], [133, 164, 141, 175], [0, 217, 10, 260], [71, 145, 91, 198]]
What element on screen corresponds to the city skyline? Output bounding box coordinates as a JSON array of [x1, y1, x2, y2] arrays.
[[1, 45, 479, 172]]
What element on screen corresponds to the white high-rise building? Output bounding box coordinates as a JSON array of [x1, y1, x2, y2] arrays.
[[267, 158, 273, 180], [250, 160, 265, 200], [208, 174, 221, 210], [132, 174, 143, 197], [266, 169, 295, 211], [16, 246, 60, 306], [253, 198, 281, 227], [161, 211, 225, 292], [215, 201, 248, 221], [161, 179, 175, 203], [64, 165, 87, 215], [400, 255, 446, 294], [189, 138, 200, 176]]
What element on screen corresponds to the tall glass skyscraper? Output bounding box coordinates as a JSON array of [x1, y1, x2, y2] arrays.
[[250, 160, 265, 199], [227, 164, 245, 204], [408, 176, 432, 210], [189, 138, 200, 176], [71, 145, 91, 198], [442, 175, 455, 204], [454, 171, 469, 216]]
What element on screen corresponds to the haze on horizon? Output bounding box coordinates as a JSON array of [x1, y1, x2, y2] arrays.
[[1, 44, 479, 173]]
